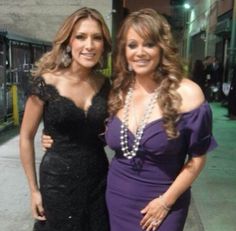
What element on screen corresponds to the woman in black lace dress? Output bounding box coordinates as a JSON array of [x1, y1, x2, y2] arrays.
[[19, 7, 111, 231]]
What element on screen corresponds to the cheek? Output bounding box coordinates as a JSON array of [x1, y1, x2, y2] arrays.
[[97, 42, 104, 54], [70, 41, 82, 52], [153, 50, 161, 66], [125, 48, 133, 61]]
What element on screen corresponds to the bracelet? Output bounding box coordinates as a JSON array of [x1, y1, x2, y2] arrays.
[[158, 195, 171, 211]]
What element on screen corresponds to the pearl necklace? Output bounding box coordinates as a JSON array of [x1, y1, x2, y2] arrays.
[[120, 86, 159, 159]]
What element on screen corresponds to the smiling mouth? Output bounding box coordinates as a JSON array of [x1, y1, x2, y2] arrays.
[[134, 60, 149, 65], [81, 53, 96, 58]]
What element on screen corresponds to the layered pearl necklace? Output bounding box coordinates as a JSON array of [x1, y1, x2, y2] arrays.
[[120, 85, 159, 159]]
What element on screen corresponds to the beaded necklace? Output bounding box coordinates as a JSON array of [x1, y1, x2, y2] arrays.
[[120, 85, 159, 159]]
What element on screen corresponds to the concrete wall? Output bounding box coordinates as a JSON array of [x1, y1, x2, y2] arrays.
[[0, 0, 112, 42]]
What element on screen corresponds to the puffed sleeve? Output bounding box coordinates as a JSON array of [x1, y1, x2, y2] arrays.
[[26, 76, 50, 102], [184, 102, 218, 156]]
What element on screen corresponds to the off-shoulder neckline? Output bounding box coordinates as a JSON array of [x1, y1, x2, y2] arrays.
[[34, 76, 109, 113], [112, 101, 210, 135], [181, 101, 208, 115], [114, 101, 209, 122]]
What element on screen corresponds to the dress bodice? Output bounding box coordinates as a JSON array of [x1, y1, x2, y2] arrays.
[[105, 102, 218, 231], [27, 76, 110, 150], [105, 102, 217, 167], [28, 76, 111, 231]]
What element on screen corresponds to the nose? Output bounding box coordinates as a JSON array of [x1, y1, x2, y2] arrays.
[[136, 46, 145, 56], [85, 37, 94, 50]]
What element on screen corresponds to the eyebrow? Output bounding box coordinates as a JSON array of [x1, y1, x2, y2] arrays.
[[126, 39, 138, 42], [75, 32, 102, 35]]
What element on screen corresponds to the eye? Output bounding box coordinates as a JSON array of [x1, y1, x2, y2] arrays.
[[144, 41, 156, 48], [75, 34, 86, 40], [93, 35, 103, 41], [127, 43, 137, 49]]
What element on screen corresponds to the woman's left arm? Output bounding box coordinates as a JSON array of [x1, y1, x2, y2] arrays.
[[162, 154, 206, 206], [141, 79, 207, 230], [164, 78, 207, 206]]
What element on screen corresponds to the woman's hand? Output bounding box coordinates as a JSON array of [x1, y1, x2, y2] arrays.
[[41, 134, 53, 151], [31, 190, 46, 221], [140, 195, 170, 231]]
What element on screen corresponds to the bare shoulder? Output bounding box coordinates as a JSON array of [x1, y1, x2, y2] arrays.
[[41, 72, 60, 86], [178, 78, 205, 113]]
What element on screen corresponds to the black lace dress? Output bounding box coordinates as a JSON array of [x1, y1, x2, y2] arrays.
[[27, 76, 110, 231]]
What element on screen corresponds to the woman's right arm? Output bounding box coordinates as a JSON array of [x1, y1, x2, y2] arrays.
[[19, 95, 46, 220]]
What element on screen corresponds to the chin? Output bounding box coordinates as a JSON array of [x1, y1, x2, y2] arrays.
[[134, 66, 156, 76], [80, 61, 98, 69], [134, 70, 153, 76]]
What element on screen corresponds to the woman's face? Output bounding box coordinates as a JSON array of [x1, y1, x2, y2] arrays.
[[69, 18, 104, 69], [125, 27, 161, 77]]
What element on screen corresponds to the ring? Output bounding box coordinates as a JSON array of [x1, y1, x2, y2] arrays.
[[151, 219, 160, 226]]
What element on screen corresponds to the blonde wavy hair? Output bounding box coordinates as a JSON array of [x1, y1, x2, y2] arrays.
[[108, 8, 186, 138], [32, 7, 112, 77]]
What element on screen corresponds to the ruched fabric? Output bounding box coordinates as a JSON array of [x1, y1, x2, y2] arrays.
[[105, 102, 217, 231]]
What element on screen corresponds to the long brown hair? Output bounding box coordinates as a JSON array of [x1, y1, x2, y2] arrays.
[[32, 7, 112, 76], [109, 8, 185, 138]]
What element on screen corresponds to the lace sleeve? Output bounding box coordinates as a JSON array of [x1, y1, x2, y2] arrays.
[[26, 76, 50, 102]]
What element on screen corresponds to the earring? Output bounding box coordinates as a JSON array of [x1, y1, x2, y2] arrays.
[[157, 66, 163, 74], [128, 64, 133, 72], [66, 45, 71, 53], [61, 45, 72, 67]]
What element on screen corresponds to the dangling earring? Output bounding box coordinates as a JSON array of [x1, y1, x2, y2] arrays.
[[66, 45, 71, 53], [128, 64, 133, 72], [61, 45, 72, 67], [157, 65, 163, 74]]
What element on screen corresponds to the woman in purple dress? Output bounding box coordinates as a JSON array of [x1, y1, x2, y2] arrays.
[[105, 9, 217, 231]]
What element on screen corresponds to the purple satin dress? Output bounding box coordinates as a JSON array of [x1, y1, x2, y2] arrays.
[[105, 102, 217, 231]]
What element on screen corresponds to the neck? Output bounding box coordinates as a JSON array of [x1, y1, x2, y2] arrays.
[[66, 62, 93, 82], [134, 74, 158, 94]]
